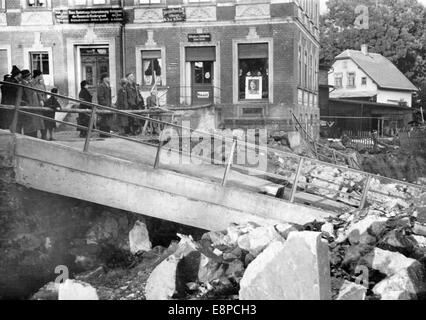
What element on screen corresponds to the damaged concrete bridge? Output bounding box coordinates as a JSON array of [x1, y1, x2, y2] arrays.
[[1, 127, 424, 232], [0, 130, 333, 230]]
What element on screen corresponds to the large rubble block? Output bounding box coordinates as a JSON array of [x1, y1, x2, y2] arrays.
[[145, 236, 199, 300], [58, 279, 99, 300], [336, 280, 367, 300], [239, 232, 331, 300], [129, 220, 152, 254]]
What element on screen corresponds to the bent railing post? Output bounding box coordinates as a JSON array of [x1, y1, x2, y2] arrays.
[[153, 141, 163, 169], [359, 175, 372, 209], [290, 157, 304, 203], [10, 105, 19, 134], [221, 139, 237, 187], [83, 106, 97, 152]]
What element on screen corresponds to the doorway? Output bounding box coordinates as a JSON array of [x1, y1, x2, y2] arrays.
[[191, 61, 213, 105], [79, 47, 109, 103]]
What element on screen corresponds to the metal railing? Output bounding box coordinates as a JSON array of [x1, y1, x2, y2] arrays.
[[291, 111, 361, 169], [0, 80, 424, 213]]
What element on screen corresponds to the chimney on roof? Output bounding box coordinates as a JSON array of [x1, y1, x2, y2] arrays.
[[361, 44, 368, 55]]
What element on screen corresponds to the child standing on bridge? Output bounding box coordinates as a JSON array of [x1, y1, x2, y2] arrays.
[[43, 87, 62, 141]]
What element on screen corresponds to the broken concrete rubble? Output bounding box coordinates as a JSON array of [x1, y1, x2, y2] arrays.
[[345, 214, 388, 245], [236, 225, 284, 257], [144, 237, 198, 300], [373, 266, 426, 299], [362, 248, 421, 277], [58, 279, 99, 300], [239, 232, 331, 300], [336, 280, 366, 300], [129, 220, 152, 254]]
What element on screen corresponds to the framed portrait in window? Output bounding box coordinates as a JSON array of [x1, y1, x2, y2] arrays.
[[245, 76, 262, 100]]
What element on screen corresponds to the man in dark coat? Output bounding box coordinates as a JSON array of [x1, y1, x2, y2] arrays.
[[1, 66, 22, 129], [97, 73, 112, 138], [126, 73, 145, 135], [78, 80, 92, 138], [16, 69, 45, 137], [116, 78, 129, 135]]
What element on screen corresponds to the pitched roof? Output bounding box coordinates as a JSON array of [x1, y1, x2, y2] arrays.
[[335, 50, 418, 92]]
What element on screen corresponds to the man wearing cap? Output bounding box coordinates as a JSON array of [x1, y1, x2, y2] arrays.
[[32, 70, 48, 139], [15, 69, 45, 137], [97, 73, 112, 138], [126, 72, 145, 135], [0, 65, 22, 129]]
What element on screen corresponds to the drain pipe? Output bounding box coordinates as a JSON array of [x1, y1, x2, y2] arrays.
[[120, 0, 126, 78]]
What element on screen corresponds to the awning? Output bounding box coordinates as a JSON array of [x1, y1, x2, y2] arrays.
[[238, 43, 268, 59], [142, 50, 161, 59], [185, 46, 216, 62]]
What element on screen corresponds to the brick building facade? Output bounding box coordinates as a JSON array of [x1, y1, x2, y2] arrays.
[[0, 0, 320, 134]]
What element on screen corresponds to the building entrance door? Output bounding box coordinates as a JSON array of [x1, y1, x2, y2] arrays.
[[79, 47, 109, 103], [191, 61, 214, 105]]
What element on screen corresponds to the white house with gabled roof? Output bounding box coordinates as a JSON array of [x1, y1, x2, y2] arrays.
[[329, 45, 418, 107]]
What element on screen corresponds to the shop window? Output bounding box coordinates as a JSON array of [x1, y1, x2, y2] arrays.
[[238, 43, 268, 100], [28, 0, 46, 7], [30, 52, 50, 75], [334, 73, 343, 88], [347, 72, 356, 88], [193, 61, 212, 84], [142, 50, 162, 86]]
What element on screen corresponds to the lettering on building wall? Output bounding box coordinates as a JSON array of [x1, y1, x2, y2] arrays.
[[163, 7, 186, 22], [188, 33, 211, 42], [68, 8, 124, 24]]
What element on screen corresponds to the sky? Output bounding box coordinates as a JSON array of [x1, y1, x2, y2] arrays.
[[319, 0, 426, 13]]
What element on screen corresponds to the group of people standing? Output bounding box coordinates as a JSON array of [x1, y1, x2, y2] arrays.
[[0, 66, 160, 140], [0, 65, 61, 140], [77, 72, 159, 138]]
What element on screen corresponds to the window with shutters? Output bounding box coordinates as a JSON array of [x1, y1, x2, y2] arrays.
[[238, 43, 269, 100]]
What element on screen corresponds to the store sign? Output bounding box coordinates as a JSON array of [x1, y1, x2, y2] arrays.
[[188, 33, 211, 42], [163, 7, 186, 22], [68, 8, 124, 24]]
